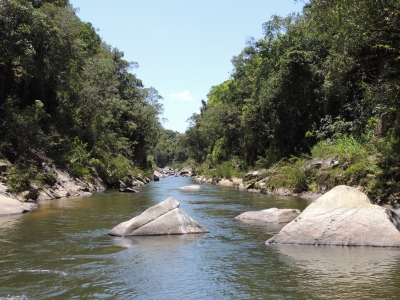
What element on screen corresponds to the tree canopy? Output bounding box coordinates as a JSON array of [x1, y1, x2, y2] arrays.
[[183, 0, 400, 170], [0, 0, 164, 186]]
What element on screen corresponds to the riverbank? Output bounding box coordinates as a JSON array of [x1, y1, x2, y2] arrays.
[[0, 151, 196, 215], [193, 174, 323, 200], [0, 149, 156, 215], [188, 133, 400, 205]]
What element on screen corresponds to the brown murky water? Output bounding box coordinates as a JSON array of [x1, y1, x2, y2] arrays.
[[1, 177, 400, 299]]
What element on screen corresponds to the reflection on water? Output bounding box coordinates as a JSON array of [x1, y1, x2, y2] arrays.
[[1, 177, 400, 299], [110, 233, 204, 250], [277, 244, 400, 279], [273, 245, 400, 299], [0, 214, 24, 232]]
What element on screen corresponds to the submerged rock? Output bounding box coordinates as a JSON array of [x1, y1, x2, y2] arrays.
[[266, 185, 400, 247], [108, 197, 209, 236], [235, 208, 300, 224], [179, 185, 201, 191]]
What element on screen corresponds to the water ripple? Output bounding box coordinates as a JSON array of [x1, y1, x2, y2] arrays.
[[9, 269, 67, 276], [1, 177, 400, 299]]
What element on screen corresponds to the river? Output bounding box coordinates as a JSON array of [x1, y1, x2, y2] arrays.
[[1, 177, 400, 299]]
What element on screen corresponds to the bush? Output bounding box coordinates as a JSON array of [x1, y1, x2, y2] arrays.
[[263, 157, 308, 193], [66, 137, 90, 178], [196, 158, 246, 179], [6, 158, 55, 193]]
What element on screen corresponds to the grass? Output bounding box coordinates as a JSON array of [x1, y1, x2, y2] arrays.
[[236, 134, 382, 198]]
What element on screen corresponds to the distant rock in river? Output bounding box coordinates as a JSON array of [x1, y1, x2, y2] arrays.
[[108, 197, 209, 236], [235, 208, 300, 224], [179, 185, 201, 191]]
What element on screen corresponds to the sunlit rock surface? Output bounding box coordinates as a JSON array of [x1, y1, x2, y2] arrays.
[[266, 185, 400, 247], [235, 208, 300, 224], [108, 197, 209, 236], [0, 193, 37, 215]]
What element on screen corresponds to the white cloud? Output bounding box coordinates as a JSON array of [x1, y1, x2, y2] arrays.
[[168, 90, 195, 102]]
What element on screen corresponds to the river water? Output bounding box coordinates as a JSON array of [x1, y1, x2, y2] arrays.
[[1, 177, 400, 299]]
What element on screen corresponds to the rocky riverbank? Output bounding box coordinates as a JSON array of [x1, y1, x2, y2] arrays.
[[0, 149, 107, 215], [193, 173, 323, 200], [0, 154, 198, 215], [0, 150, 164, 215]]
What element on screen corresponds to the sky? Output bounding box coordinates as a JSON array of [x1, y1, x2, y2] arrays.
[[69, 0, 305, 133]]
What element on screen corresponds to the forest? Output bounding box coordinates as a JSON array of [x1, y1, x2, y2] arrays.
[[0, 0, 163, 189], [1, 0, 400, 201]]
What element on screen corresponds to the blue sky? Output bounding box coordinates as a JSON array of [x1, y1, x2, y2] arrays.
[[69, 0, 304, 133]]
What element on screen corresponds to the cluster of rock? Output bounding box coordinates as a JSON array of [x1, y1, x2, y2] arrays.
[[152, 166, 194, 181], [111, 183, 400, 246], [193, 176, 243, 188], [234, 185, 400, 247], [177, 166, 193, 177], [193, 175, 215, 184], [153, 166, 173, 181]]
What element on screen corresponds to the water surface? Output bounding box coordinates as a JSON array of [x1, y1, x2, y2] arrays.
[[1, 177, 399, 299]]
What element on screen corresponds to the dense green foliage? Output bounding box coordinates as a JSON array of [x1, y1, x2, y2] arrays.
[[1, 0, 400, 199], [182, 0, 400, 198], [0, 0, 163, 187], [147, 129, 188, 168]]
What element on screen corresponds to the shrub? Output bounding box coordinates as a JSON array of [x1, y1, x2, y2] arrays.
[[6, 158, 55, 193], [66, 137, 90, 178]]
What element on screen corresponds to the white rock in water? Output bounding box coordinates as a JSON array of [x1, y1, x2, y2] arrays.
[[108, 197, 208, 236], [179, 185, 201, 191], [235, 208, 300, 224], [266, 185, 400, 247]]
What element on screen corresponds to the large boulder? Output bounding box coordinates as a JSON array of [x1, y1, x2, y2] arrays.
[[162, 166, 175, 176], [266, 185, 400, 247], [235, 208, 300, 224], [108, 197, 209, 236], [0, 193, 37, 215]]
